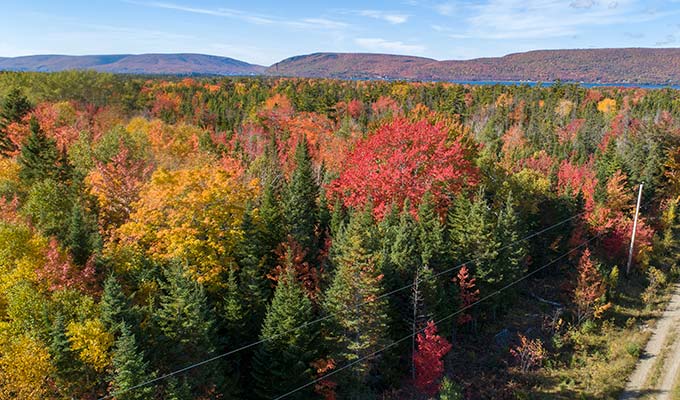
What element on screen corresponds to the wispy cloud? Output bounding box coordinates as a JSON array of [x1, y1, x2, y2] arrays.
[[354, 37, 425, 53], [569, 0, 595, 9], [433, 2, 456, 16], [125, 1, 349, 31], [655, 34, 676, 46], [357, 10, 410, 24], [458, 0, 675, 40]]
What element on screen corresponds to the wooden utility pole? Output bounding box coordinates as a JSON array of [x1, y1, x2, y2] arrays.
[[626, 183, 644, 275]]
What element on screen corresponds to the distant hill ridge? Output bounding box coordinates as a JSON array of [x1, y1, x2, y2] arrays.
[[0, 53, 266, 75], [2, 48, 680, 83]]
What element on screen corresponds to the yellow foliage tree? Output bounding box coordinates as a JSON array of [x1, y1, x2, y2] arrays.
[[66, 318, 114, 372], [597, 98, 617, 114], [112, 164, 258, 287], [0, 334, 54, 400]]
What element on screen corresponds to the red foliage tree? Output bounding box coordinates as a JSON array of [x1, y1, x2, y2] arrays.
[[572, 248, 610, 325], [328, 118, 477, 219], [36, 238, 96, 294], [312, 358, 337, 400], [267, 237, 322, 302], [454, 265, 479, 325], [85, 142, 154, 234], [557, 159, 597, 211], [413, 321, 452, 396]]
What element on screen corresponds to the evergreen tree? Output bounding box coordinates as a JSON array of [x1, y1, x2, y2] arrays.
[[18, 117, 59, 185], [100, 274, 134, 335], [494, 192, 528, 287], [448, 192, 500, 299], [236, 203, 270, 335], [109, 323, 154, 400], [252, 266, 316, 399], [0, 88, 31, 155], [284, 137, 319, 261], [65, 203, 96, 266], [259, 174, 285, 267], [323, 206, 389, 395], [417, 192, 447, 272], [155, 262, 224, 395], [49, 313, 82, 396]]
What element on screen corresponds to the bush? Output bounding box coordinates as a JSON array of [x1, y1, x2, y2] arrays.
[[439, 377, 463, 400], [626, 342, 641, 358]]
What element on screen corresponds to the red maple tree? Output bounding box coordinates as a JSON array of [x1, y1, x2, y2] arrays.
[[454, 265, 479, 325], [413, 321, 452, 396], [328, 118, 477, 219]]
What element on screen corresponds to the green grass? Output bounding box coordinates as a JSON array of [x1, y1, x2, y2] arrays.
[[528, 274, 674, 400]]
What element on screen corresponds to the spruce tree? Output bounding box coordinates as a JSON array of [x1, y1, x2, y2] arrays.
[[323, 206, 389, 395], [236, 203, 270, 335], [494, 192, 527, 288], [155, 262, 223, 395], [0, 88, 31, 155], [109, 322, 154, 400], [284, 137, 319, 261], [252, 266, 316, 400], [66, 203, 95, 266], [417, 192, 447, 272], [49, 313, 82, 396], [18, 117, 59, 185], [100, 274, 134, 336], [448, 191, 500, 299]]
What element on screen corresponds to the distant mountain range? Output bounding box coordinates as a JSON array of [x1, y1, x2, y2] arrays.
[[2, 48, 680, 84], [0, 53, 265, 75]]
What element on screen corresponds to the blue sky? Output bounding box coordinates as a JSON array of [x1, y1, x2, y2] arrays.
[[2, 0, 680, 65]]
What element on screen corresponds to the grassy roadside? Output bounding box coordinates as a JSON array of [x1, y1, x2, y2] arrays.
[[644, 330, 678, 392], [529, 274, 674, 400]]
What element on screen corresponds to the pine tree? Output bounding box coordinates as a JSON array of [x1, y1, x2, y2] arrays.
[[222, 268, 246, 337], [100, 274, 134, 336], [284, 137, 319, 261], [259, 174, 285, 267], [389, 202, 420, 277], [234, 203, 271, 342], [49, 313, 83, 396], [252, 266, 317, 399], [0, 88, 31, 155], [417, 192, 447, 272], [155, 262, 222, 394], [109, 323, 154, 400], [494, 192, 527, 288], [323, 206, 389, 395], [18, 117, 59, 185], [448, 192, 500, 295], [66, 203, 95, 266]]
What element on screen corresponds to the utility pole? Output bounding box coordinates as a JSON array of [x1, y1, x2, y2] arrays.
[[626, 183, 644, 275]]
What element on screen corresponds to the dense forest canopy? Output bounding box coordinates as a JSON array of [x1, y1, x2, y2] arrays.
[[1, 70, 680, 399]]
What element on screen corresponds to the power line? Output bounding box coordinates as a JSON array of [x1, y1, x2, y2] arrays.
[[273, 230, 606, 400], [99, 208, 586, 400]]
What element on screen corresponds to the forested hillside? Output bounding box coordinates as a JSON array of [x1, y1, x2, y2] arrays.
[[1, 71, 680, 399], [268, 48, 680, 84]]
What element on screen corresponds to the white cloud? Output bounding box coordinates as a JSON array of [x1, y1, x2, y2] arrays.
[[460, 0, 674, 40], [354, 37, 425, 53], [358, 10, 409, 24], [126, 1, 349, 31], [569, 0, 595, 9], [434, 2, 456, 16]]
